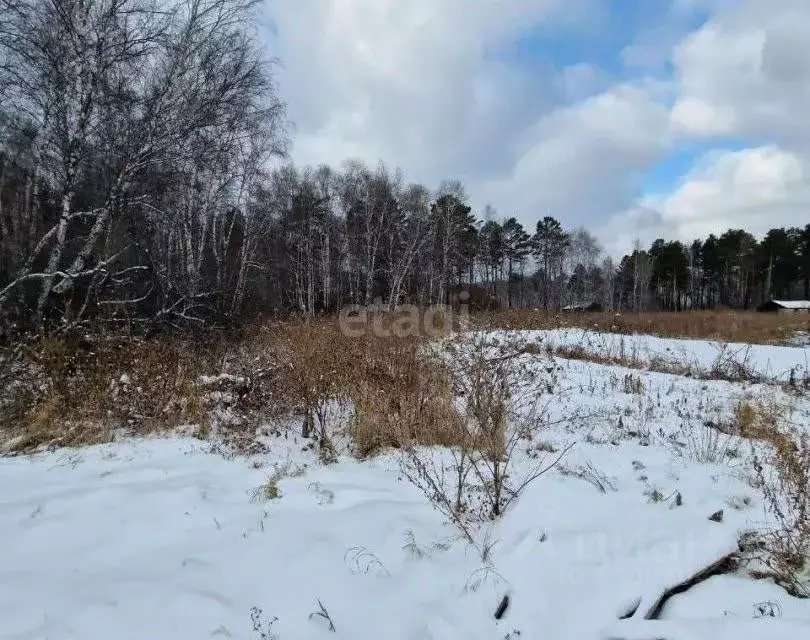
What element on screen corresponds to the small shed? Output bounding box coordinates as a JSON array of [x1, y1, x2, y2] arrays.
[[561, 301, 603, 313], [757, 300, 810, 313]]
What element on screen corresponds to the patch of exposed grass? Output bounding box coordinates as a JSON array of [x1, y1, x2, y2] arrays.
[[249, 461, 307, 502], [348, 336, 463, 457]]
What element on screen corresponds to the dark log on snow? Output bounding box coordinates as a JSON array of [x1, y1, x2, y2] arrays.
[[642, 552, 739, 620], [607, 552, 740, 639], [494, 594, 510, 620]]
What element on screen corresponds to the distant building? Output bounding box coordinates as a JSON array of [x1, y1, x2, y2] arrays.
[[757, 299, 810, 313], [561, 301, 603, 313]]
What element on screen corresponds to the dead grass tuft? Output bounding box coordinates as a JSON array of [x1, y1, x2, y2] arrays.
[[732, 399, 786, 442], [267, 319, 466, 458], [349, 337, 463, 457], [622, 373, 644, 395]]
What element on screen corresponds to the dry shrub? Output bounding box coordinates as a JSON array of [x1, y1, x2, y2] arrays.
[[666, 418, 734, 464], [0, 339, 40, 436], [0, 314, 470, 457], [708, 344, 759, 383], [547, 342, 690, 377], [738, 399, 810, 596], [268, 316, 465, 459], [733, 400, 785, 442], [622, 373, 644, 395], [753, 432, 810, 597], [272, 320, 350, 459], [400, 332, 572, 535], [545, 334, 763, 384], [349, 336, 462, 457]]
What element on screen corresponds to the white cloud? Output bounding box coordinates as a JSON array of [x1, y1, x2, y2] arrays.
[[620, 0, 707, 73], [471, 83, 672, 230], [264, 0, 674, 239], [600, 0, 810, 255], [604, 146, 810, 256], [264, 0, 810, 258], [670, 0, 810, 145], [264, 0, 582, 181]]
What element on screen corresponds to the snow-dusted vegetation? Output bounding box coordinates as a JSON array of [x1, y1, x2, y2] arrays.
[[2, 324, 810, 639]]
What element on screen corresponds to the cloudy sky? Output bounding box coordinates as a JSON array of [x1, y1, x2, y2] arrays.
[[262, 0, 810, 256]]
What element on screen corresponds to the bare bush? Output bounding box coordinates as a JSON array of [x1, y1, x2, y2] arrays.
[[0, 323, 307, 453], [0, 339, 40, 442], [622, 373, 644, 395], [274, 321, 351, 461], [0, 318, 480, 456], [271, 319, 467, 459], [708, 343, 759, 383], [0, 332, 222, 452], [400, 332, 573, 538]]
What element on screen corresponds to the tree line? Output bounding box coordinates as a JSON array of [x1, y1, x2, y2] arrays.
[[2, 0, 809, 333]]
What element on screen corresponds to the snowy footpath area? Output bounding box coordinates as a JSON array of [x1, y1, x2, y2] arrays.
[[518, 328, 810, 382], [2, 336, 810, 639]]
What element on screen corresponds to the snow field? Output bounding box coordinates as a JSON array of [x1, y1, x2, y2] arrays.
[[2, 331, 810, 639], [515, 328, 810, 383]]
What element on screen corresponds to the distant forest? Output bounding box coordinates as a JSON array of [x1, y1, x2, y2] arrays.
[[2, 0, 810, 332]]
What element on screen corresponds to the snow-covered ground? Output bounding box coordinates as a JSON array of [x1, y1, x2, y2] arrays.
[[517, 328, 810, 383], [2, 332, 810, 639]]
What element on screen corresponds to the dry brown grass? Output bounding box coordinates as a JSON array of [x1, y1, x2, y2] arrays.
[[1, 332, 228, 452], [733, 400, 787, 443], [269, 316, 464, 458], [348, 337, 462, 457], [474, 309, 809, 345], [0, 315, 468, 457], [544, 342, 694, 378], [269, 320, 350, 459], [3, 308, 804, 458]]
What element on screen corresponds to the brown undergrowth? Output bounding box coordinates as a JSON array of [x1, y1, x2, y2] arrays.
[[0, 313, 467, 457], [544, 342, 766, 384], [1, 332, 227, 452], [269, 316, 463, 458]]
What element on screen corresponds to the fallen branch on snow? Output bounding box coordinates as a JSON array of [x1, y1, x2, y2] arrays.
[[641, 551, 740, 621]]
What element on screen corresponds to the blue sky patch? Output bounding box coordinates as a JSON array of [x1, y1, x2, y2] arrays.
[[640, 138, 751, 194]]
